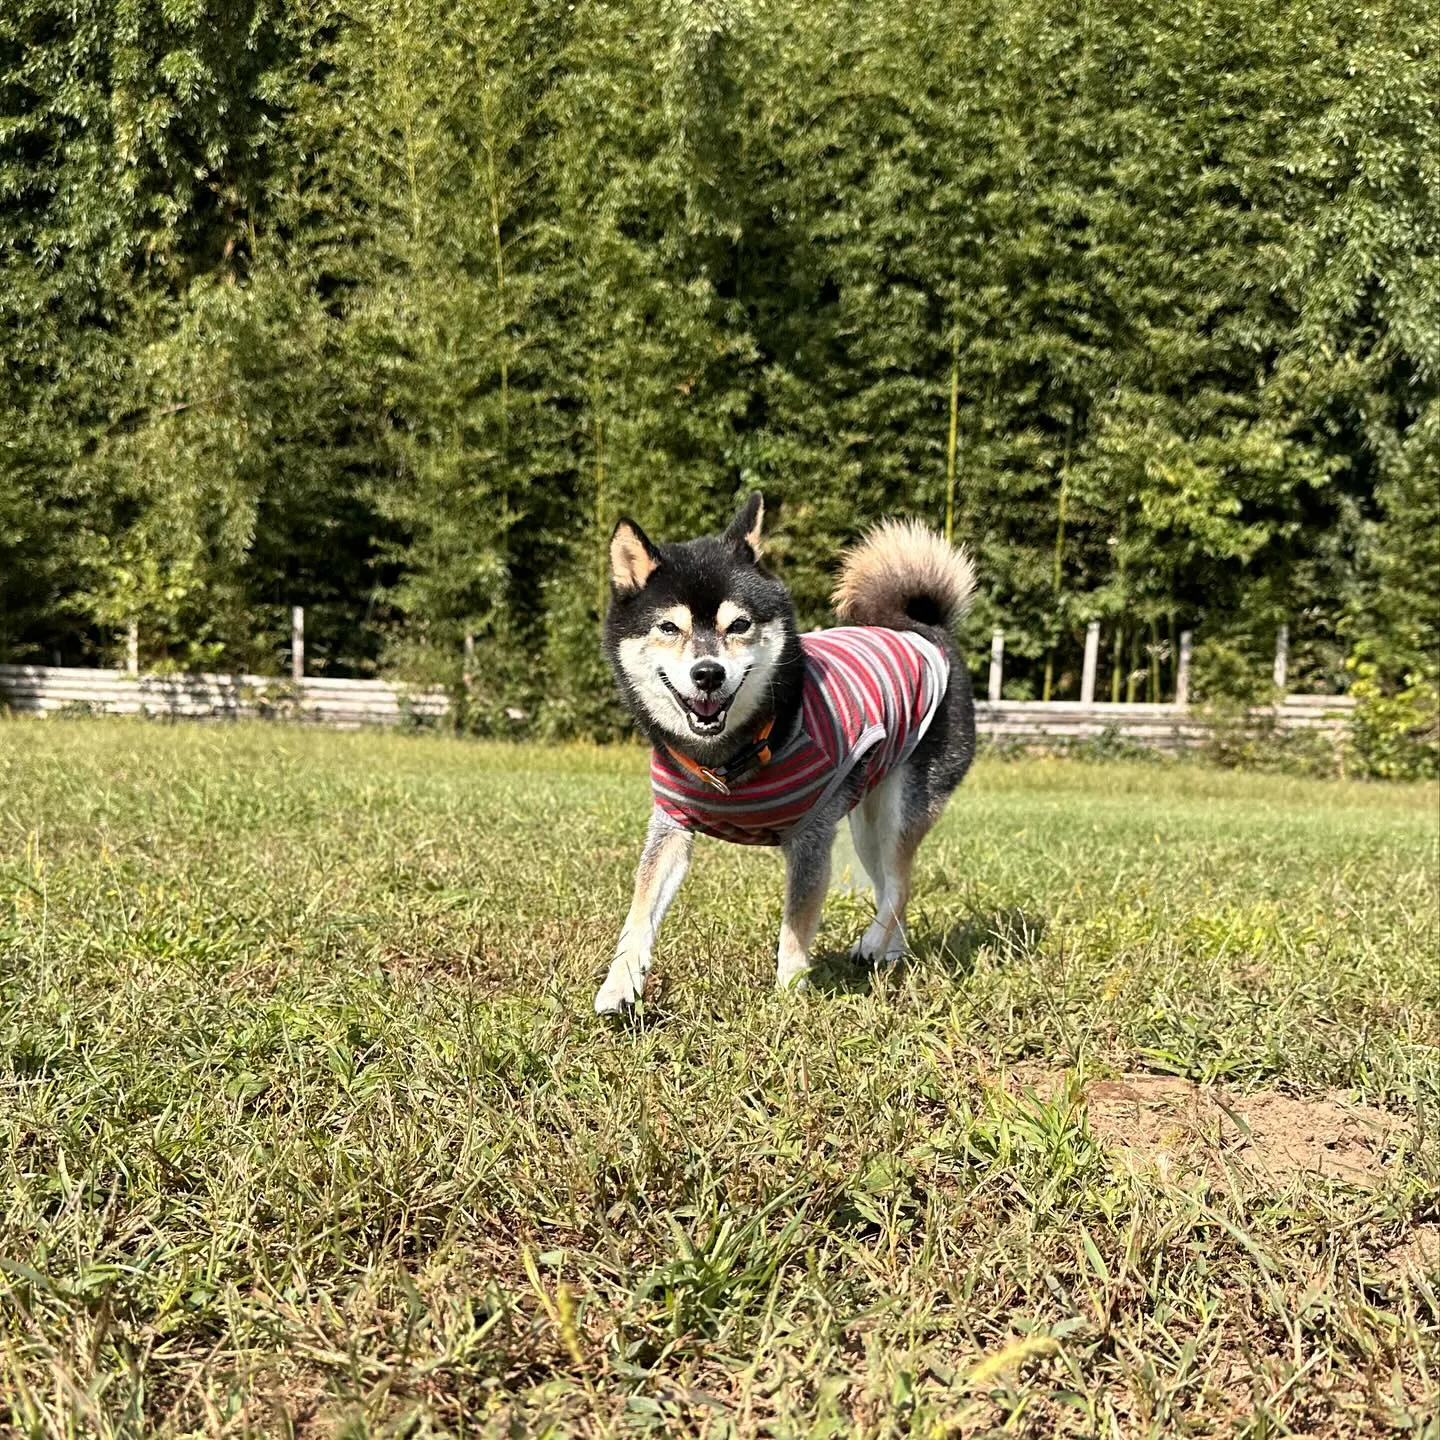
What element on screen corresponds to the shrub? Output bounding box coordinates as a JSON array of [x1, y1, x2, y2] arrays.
[[1346, 664, 1440, 781]]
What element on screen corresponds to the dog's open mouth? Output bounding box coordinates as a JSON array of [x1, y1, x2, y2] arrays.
[[660, 674, 735, 737]]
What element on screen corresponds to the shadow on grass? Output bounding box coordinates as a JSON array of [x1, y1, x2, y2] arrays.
[[809, 907, 1048, 996]]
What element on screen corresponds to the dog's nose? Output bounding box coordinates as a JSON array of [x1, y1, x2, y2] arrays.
[[690, 659, 725, 694]]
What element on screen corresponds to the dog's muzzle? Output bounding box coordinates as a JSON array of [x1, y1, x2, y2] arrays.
[[659, 670, 741, 737]]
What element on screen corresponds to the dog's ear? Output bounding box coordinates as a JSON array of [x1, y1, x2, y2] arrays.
[[609, 518, 661, 594], [723, 492, 765, 562]]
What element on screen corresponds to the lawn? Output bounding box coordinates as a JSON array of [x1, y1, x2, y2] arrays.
[[1, 721, 1436, 1438]]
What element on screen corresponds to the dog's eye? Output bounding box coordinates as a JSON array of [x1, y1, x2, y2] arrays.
[[727, 617, 752, 636], [656, 620, 681, 637]]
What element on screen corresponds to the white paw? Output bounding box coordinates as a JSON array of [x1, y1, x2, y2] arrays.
[[848, 923, 891, 963], [594, 964, 644, 1015], [775, 958, 812, 992], [849, 925, 908, 967]]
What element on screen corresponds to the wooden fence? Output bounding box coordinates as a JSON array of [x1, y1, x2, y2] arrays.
[[1, 663, 1356, 749], [975, 693, 1355, 752], [0, 665, 447, 729]]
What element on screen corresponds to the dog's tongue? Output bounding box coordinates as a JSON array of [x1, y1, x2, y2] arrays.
[[691, 695, 724, 719]]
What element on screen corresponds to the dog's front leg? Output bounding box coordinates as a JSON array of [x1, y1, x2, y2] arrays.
[[595, 807, 693, 1014], [776, 821, 834, 991]]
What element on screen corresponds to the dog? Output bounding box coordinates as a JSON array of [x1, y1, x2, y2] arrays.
[[596, 492, 976, 1013]]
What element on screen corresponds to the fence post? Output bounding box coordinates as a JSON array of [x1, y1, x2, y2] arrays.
[[1080, 621, 1100, 704], [988, 630, 1004, 703], [463, 632, 475, 692], [126, 621, 139, 677], [1175, 630, 1193, 708], [291, 606, 305, 685], [1272, 623, 1289, 695]]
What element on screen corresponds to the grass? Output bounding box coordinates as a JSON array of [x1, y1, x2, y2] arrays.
[[0, 720, 1436, 1438]]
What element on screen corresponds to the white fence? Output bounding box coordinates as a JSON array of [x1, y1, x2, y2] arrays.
[[0, 665, 447, 729], [0, 663, 1355, 748], [975, 693, 1354, 751]]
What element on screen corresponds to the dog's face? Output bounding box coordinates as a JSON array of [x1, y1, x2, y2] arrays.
[[604, 494, 795, 749]]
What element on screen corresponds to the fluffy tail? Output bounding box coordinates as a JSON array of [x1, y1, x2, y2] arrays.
[[831, 518, 976, 632]]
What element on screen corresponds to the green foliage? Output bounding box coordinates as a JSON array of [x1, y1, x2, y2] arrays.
[[1342, 397, 1440, 778], [1189, 638, 1272, 708], [1, 0, 1435, 728], [1348, 667, 1440, 780], [1200, 710, 1348, 780]]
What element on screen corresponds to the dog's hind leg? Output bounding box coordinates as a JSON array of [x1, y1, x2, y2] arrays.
[[777, 820, 834, 991], [847, 783, 885, 896], [594, 807, 693, 1014], [848, 766, 923, 966]]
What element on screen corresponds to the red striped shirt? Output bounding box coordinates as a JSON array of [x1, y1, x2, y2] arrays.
[[651, 627, 949, 845]]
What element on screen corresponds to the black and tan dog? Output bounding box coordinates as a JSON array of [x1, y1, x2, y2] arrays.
[[596, 494, 976, 1012]]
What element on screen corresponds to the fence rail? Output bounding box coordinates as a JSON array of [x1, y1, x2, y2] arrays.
[[0, 665, 447, 729], [1, 664, 1356, 748], [975, 695, 1355, 751]]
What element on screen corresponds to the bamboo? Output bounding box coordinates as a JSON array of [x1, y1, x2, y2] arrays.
[[593, 402, 607, 621], [1111, 626, 1124, 704], [944, 327, 960, 544], [481, 85, 509, 460], [1042, 415, 1073, 704]]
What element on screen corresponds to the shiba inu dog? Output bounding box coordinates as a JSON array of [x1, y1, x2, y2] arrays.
[[596, 493, 976, 1012]]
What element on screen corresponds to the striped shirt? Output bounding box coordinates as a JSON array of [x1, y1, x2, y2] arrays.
[[651, 627, 949, 846]]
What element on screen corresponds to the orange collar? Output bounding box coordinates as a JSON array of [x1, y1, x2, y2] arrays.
[[663, 716, 775, 795]]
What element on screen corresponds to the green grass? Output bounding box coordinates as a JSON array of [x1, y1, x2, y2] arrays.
[[1, 721, 1436, 1438]]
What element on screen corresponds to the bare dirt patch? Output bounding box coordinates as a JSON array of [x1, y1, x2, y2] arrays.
[[1379, 1221, 1440, 1281], [1006, 1067, 1403, 1185]]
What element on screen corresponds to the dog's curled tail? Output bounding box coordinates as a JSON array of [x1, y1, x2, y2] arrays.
[[831, 518, 976, 633]]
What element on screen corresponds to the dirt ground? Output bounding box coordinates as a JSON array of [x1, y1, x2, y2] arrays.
[[1003, 1067, 1439, 1292], [1003, 1065, 1428, 1191]]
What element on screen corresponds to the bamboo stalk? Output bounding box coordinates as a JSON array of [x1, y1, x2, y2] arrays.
[[593, 405, 607, 621], [481, 85, 509, 460], [1111, 626, 1124, 703], [1043, 413, 1074, 704], [944, 326, 960, 544]]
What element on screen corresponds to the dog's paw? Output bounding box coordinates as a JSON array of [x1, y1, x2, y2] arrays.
[[775, 958, 812, 992], [848, 923, 893, 963], [593, 981, 636, 1015], [849, 924, 908, 967], [594, 963, 644, 1015]]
